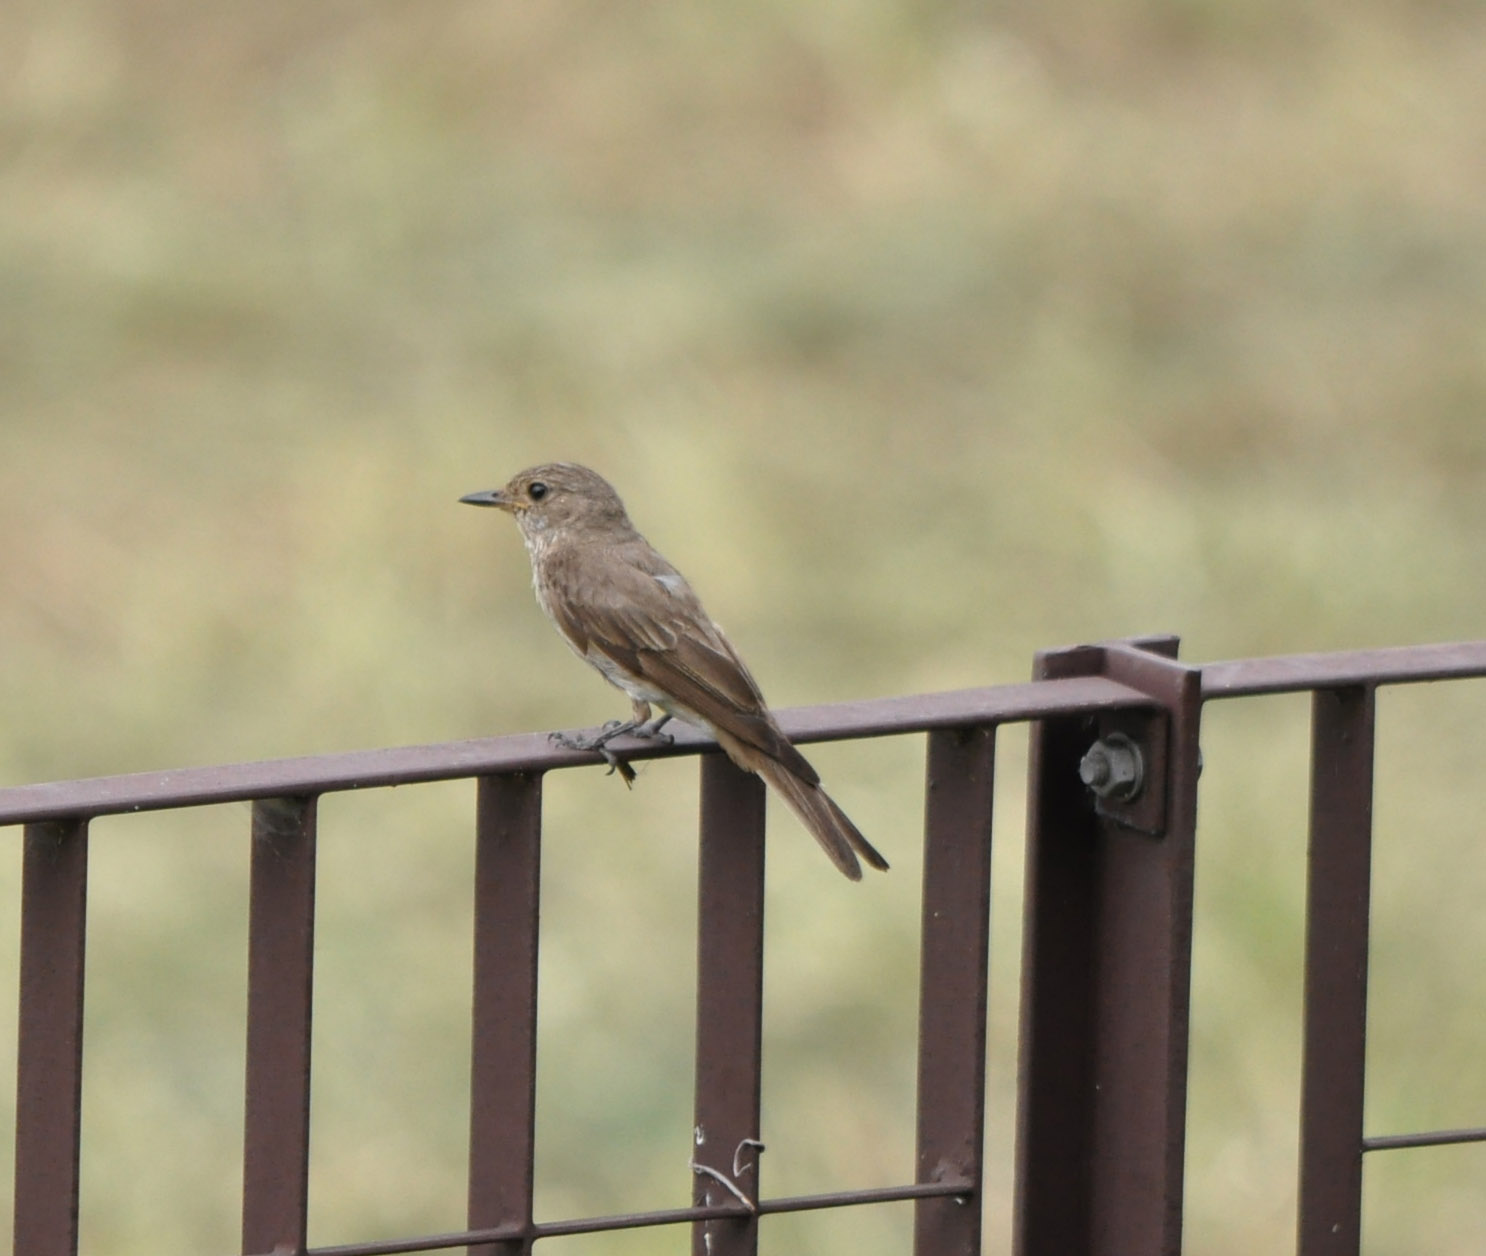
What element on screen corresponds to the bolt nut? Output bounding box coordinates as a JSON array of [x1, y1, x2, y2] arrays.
[[1079, 732, 1144, 802]]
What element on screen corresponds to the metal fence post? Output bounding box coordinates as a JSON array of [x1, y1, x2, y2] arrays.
[[468, 772, 544, 1256], [242, 796, 318, 1256], [914, 726, 997, 1256], [1015, 640, 1201, 1256], [14, 819, 89, 1256], [691, 753, 767, 1256], [1296, 685, 1375, 1256]]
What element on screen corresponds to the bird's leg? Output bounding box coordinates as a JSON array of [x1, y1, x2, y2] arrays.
[[549, 701, 651, 751], [629, 712, 674, 743], [547, 724, 639, 785], [548, 701, 668, 786]]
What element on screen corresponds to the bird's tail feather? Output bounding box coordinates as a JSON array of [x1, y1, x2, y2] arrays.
[[755, 757, 890, 881]]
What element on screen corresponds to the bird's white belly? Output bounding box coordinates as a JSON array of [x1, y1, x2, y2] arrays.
[[587, 648, 668, 705], [585, 647, 714, 735]]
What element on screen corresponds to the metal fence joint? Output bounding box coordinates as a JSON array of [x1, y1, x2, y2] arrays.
[[1079, 731, 1145, 802]]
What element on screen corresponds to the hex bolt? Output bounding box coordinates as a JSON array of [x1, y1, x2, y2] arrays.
[[1079, 732, 1145, 802]]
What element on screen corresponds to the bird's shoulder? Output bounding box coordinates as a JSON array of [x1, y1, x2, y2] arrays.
[[544, 535, 692, 609]]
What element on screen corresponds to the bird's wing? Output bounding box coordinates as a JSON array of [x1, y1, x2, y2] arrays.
[[545, 541, 820, 784]]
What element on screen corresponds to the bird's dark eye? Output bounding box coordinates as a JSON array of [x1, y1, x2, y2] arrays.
[[528, 482, 548, 501]]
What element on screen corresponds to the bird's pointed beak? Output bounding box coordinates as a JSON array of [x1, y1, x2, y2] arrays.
[[460, 488, 509, 510]]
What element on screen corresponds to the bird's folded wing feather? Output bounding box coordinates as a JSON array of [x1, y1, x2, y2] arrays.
[[545, 542, 820, 784]]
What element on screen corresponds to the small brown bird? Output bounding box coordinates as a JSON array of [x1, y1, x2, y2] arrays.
[[461, 462, 888, 880]]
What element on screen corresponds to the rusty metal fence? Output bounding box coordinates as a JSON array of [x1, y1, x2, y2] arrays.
[[7, 636, 1486, 1256]]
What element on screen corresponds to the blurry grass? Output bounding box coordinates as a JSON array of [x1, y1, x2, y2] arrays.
[[2, 0, 1485, 1252]]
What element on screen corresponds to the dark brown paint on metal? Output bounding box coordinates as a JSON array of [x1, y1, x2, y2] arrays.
[[914, 726, 997, 1256], [242, 796, 318, 1256], [1202, 641, 1486, 699], [1014, 648, 1105, 1255], [691, 753, 767, 1256], [467, 773, 544, 1256], [10, 641, 1486, 1256], [0, 678, 1148, 828], [292, 1180, 974, 1256], [13, 819, 89, 1256], [1296, 686, 1375, 1256], [1363, 1126, 1486, 1152], [1015, 640, 1202, 1256]]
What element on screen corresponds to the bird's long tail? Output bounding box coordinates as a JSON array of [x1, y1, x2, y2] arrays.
[[755, 757, 890, 881]]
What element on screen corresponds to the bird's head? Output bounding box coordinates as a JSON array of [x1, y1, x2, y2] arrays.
[[460, 462, 633, 543]]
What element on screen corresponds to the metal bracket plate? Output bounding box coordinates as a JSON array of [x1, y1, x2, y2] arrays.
[[1089, 702, 1170, 838]]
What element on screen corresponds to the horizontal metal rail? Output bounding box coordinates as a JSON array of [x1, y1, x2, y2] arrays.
[[1200, 639, 1486, 698], [7, 641, 1486, 827], [1362, 1127, 1486, 1153], [0, 675, 1146, 824], [294, 1180, 976, 1256]]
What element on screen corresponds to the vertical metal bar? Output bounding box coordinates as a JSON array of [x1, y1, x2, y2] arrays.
[[691, 753, 767, 1256], [1015, 658, 1100, 1256], [242, 796, 318, 1256], [467, 773, 543, 1256], [1296, 685, 1375, 1256], [1015, 640, 1202, 1256], [13, 818, 89, 1256], [914, 726, 997, 1256]]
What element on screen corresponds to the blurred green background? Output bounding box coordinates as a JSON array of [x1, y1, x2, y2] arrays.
[[3, 0, 1485, 1252]]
